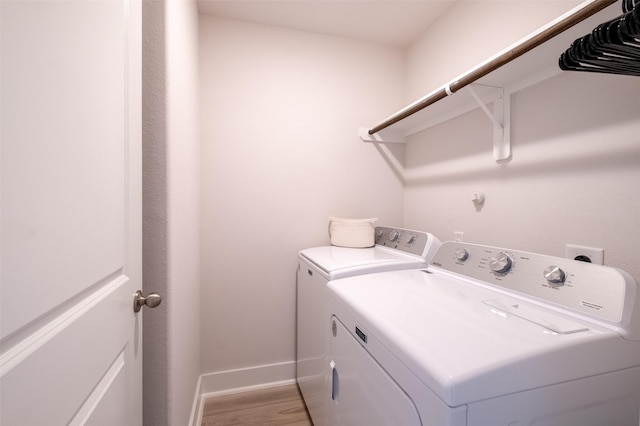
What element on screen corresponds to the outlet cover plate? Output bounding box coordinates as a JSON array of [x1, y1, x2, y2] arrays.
[[565, 244, 604, 265]]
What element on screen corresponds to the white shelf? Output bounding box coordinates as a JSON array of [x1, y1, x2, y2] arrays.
[[360, 1, 621, 161]]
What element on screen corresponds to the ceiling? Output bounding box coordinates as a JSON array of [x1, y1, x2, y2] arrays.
[[196, 1, 457, 47]]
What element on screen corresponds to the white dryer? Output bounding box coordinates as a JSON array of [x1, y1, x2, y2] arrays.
[[327, 241, 640, 426], [296, 227, 441, 426]]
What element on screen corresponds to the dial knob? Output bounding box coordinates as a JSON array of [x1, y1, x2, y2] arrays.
[[544, 265, 566, 284], [389, 231, 399, 242], [407, 235, 416, 244], [489, 252, 513, 274], [455, 248, 469, 261]]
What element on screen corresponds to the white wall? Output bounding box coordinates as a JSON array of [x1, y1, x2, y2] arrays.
[[142, 0, 200, 424], [198, 16, 405, 377], [166, 1, 201, 424], [402, 3, 640, 282], [406, 1, 581, 100]]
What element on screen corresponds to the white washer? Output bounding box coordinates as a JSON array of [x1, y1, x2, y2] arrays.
[[297, 227, 441, 426], [327, 241, 640, 426]]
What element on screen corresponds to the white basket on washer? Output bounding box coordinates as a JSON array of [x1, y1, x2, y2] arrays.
[[328, 217, 378, 248]]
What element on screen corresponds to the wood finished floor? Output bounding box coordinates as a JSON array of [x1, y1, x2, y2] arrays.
[[201, 384, 313, 426]]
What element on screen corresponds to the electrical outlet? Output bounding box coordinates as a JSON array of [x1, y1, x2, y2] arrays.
[[565, 244, 604, 265], [454, 231, 464, 242]]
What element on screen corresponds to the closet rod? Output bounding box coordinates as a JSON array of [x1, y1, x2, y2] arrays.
[[368, 0, 617, 135]]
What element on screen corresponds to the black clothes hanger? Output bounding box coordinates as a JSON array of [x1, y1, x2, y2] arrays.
[[622, 0, 640, 13], [560, 4, 640, 76]]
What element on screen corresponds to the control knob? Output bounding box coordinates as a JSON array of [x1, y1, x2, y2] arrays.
[[454, 248, 469, 261], [389, 231, 399, 242], [407, 235, 416, 244], [544, 265, 566, 285], [489, 252, 513, 274]]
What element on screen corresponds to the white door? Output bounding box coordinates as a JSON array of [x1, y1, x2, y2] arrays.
[[1, 0, 143, 424]]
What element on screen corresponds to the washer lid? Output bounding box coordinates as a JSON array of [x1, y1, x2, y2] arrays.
[[328, 269, 640, 407], [299, 246, 425, 280]]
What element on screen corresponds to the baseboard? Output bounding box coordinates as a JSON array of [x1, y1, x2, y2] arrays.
[[190, 360, 297, 426]]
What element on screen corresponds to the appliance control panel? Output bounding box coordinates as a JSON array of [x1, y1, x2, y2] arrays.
[[429, 242, 632, 324], [374, 226, 433, 257]]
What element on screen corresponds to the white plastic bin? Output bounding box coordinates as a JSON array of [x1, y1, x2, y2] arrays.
[[328, 217, 378, 248]]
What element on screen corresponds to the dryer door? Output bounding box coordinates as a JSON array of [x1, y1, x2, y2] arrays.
[[328, 316, 422, 426]]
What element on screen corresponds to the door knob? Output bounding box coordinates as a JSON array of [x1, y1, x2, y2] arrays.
[[133, 290, 162, 313]]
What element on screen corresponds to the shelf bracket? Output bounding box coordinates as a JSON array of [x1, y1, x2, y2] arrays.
[[466, 84, 511, 162], [358, 126, 405, 144]]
